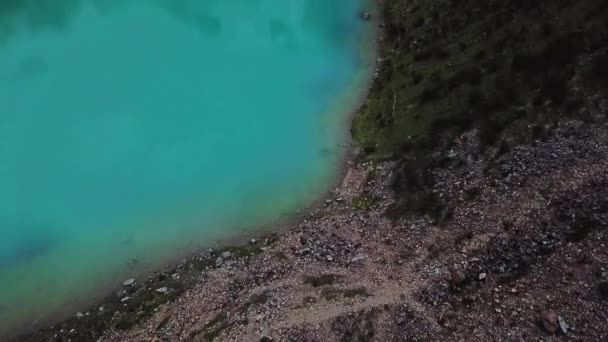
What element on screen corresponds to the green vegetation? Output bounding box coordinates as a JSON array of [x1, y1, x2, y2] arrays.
[[220, 243, 264, 259], [353, 0, 608, 218], [186, 312, 231, 342], [352, 192, 380, 210], [304, 274, 343, 287], [343, 287, 372, 298], [321, 286, 371, 300]]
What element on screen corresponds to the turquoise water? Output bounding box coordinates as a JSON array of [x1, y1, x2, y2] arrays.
[[0, 0, 373, 335]]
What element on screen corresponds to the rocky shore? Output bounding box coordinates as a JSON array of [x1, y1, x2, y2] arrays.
[[18, 111, 608, 341]]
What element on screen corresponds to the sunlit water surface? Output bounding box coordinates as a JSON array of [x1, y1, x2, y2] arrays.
[[0, 0, 373, 333]]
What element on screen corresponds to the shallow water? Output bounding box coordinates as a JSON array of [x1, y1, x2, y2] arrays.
[[0, 0, 373, 334]]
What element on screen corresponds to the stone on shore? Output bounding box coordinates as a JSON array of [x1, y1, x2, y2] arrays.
[[123, 278, 135, 286]]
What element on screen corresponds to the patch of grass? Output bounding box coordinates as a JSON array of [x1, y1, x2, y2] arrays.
[[591, 53, 608, 79], [304, 274, 343, 287], [586, 52, 608, 86], [321, 286, 371, 300], [454, 230, 474, 246], [273, 251, 288, 260], [248, 289, 270, 305], [198, 313, 231, 342], [352, 192, 380, 210], [352, 0, 608, 166], [321, 286, 342, 300], [598, 282, 608, 300], [221, 244, 263, 259], [220, 234, 279, 260], [343, 287, 372, 298]]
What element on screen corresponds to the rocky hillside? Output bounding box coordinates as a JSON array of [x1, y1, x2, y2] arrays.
[[354, 0, 608, 223]]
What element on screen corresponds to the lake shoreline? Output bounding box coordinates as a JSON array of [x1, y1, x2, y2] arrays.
[[9, 3, 380, 341]]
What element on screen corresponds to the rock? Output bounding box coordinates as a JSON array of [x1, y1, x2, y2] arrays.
[[450, 269, 467, 286], [156, 287, 169, 294], [222, 251, 233, 259], [326, 255, 334, 262], [250, 239, 257, 244], [121, 296, 131, 302], [260, 335, 273, 342], [479, 272, 487, 280], [540, 311, 559, 334], [498, 317, 513, 328], [360, 11, 372, 21], [75, 312, 84, 319], [598, 282, 608, 300], [573, 263, 593, 283], [216, 257, 224, 267], [122, 278, 135, 286], [558, 316, 569, 334], [350, 255, 366, 264]]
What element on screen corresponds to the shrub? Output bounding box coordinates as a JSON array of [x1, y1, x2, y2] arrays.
[[378, 60, 394, 82], [429, 111, 476, 141], [458, 41, 468, 52], [343, 287, 371, 298], [474, 50, 486, 61], [413, 15, 425, 29], [478, 119, 503, 148], [391, 159, 434, 193], [411, 71, 424, 85], [512, 52, 543, 72], [492, 75, 519, 104], [413, 48, 432, 62], [540, 71, 569, 105], [433, 46, 451, 59], [407, 192, 445, 217], [541, 32, 586, 67], [482, 56, 501, 74], [496, 139, 511, 156], [448, 66, 482, 89], [418, 84, 442, 103], [304, 274, 342, 287], [531, 124, 548, 142], [589, 53, 608, 80], [468, 87, 484, 106], [564, 96, 584, 113], [540, 22, 554, 37]]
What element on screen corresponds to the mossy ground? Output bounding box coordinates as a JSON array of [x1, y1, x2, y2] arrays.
[[351, 191, 380, 210], [354, 0, 608, 155], [353, 0, 608, 216]]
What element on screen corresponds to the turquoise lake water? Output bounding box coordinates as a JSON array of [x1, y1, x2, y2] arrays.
[[0, 0, 373, 335]]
